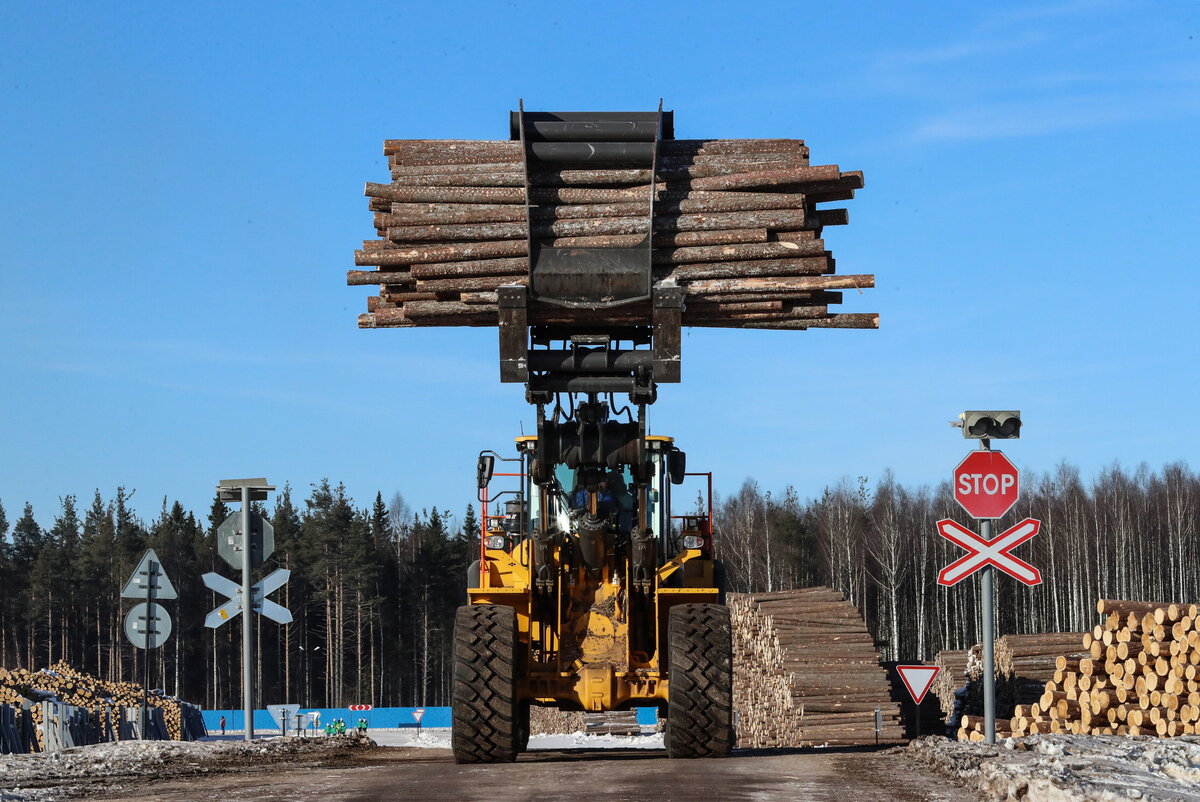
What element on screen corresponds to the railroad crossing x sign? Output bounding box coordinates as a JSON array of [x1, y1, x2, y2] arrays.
[[936, 518, 1042, 587], [202, 569, 293, 628]]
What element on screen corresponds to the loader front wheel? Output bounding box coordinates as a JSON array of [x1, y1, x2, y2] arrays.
[[665, 603, 733, 758], [452, 604, 518, 763]]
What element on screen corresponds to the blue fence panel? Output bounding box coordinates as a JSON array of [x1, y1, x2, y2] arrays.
[[201, 706, 452, 732], [202, 705, 656, 733]]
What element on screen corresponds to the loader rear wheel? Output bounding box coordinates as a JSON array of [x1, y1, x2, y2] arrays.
[[452, 604, 518, 763], [665, 603, 733, 758]]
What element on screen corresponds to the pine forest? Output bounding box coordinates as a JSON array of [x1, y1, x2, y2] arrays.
[[0, 460, 1196, 711]]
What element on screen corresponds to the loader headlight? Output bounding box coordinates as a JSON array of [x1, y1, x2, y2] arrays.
[[683, 535, 704, 550], [484, 535, 507, 550]]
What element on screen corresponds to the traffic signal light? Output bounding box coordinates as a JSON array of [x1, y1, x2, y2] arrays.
[[959, 410, 1021, 439]]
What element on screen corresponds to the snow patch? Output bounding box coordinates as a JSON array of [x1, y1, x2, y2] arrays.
[[908, 734, 1200, 801], [0, 735, 371, 801], [370, 729, 664, 751]]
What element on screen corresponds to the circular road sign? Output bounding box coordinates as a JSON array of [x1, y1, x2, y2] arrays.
[[954, 450, 1020, 520], [124, 602, 173, 650]]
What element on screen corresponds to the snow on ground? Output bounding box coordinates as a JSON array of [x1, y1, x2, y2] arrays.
[[908, 734, 1200, 801], [0, 736, 370, 802], [369, 728, 664, 750]]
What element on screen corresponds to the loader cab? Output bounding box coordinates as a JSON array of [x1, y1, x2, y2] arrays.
[[476, 436, 711, 561], [512, 435, 687, 561]]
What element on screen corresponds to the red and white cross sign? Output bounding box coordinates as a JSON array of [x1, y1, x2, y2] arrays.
[[936, 518, 1042, 587], [896, 665, 941, 704]]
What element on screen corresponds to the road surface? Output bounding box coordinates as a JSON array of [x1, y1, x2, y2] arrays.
[[102, 744, 977, 801]]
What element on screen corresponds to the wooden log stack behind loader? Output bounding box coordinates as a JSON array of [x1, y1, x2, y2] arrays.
[[350, 106, 871, 762]]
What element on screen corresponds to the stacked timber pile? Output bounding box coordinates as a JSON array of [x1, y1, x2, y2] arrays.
[[996, 632, 1089, 713], [529, 705, 584, 735], [0, 662, 202, 743], [931, 649, 971, 720], [941, 633, 1087, 740], [583, 710, 641, 736], [730, 587, 903, 747], [1005, 600, 1200, 738], [351, 137, 876, 330]]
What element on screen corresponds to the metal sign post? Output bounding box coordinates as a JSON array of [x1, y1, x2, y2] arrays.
[[240, 485, 252, 743], [122, 549, 176, 740], [216, 478, 274, 742], [979, 514, 996, 744], [938, 436, 1041, 746]]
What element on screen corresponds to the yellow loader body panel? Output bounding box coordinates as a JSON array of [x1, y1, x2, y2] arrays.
[[468, 539, 717, 711]]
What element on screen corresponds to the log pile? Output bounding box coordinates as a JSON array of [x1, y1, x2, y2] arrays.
[[996, 632, 1089, 714], [529, 705, 584, 735], [583, 710, 642, 736], [351, 137, 876, 331], [931, 649, 971, 720], [0, 661, 203, 744], [731, 587, 904, 747], [1006, 600, 1200, 738]]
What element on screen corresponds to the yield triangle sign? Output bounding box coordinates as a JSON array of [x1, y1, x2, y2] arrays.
[[896, 665, 940, 704], [121, 549, 178, 600]]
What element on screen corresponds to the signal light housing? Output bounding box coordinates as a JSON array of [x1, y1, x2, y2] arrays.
[[484, 534, 507, 550], [960, 410, 1022, 439]]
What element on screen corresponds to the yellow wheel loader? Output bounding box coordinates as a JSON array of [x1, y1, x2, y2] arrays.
[[450, 107, 732, 762], [458, 430, 730, 762]]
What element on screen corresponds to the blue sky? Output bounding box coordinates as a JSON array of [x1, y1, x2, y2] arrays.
[[2, 1, 1198, 528]]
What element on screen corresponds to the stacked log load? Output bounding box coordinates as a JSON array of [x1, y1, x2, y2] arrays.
[[730, 587, 903, 747], [0, 661, 203, 745], [583, 710, 642, 736], [952, 633, 1086, 742], [529, 705, 584, 736], [1004, 600, 1200, 738], [350, 137, 876, 331], [931, 649, 972, 720]]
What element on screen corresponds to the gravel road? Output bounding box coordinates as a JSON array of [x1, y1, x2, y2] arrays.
[[97, 744, 977, 801]]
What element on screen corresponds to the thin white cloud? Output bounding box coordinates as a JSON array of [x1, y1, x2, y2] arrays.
[[882, 30, 1048, 67], [976, 0, 1127, 32], [908, 89, 1200, 142]]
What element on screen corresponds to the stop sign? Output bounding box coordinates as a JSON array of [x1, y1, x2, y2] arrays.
[[954, 451, 1019, 519]]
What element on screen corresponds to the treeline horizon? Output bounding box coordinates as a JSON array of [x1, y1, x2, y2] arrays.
[[1, 459, 1196, 710]]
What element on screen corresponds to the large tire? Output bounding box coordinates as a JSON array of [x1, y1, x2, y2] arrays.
[[665, 603, 734, 758], [452, 604, 518, 763]]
